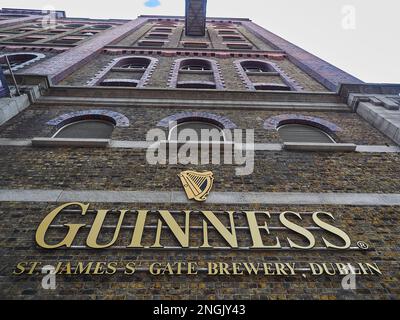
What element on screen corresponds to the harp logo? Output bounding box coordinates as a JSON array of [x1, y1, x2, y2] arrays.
[[178, 170, 214, 202]]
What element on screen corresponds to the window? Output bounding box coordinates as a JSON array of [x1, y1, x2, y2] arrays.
[[146, 33, 169, 39], [99, 79, 138, 87], [213, 23, 234, 29], [278, 124, 335, 144], [138, 40, 166, 47], [63, 24, 85, 28], [116, 57, 151, 70], [53, 120, 115, 139], [153, 27, 173, 33], [180, 59, 212, 71], [181, 42, 210, 48], [0, 53, 45, 71], [235, 59, 302, 91], [254, 84, 291, 91], [222, 35, 244, 42], [169, 58, 224, 89], [52, 37, 83, 44], [169, 121, 225, 142], [90, 25, 112, 30], [177, 81, 216, 89], [241, 61, 273, 73], [87, 56, 158, 88], [226, 43, 252, 50], [218, 30, 238, 35]]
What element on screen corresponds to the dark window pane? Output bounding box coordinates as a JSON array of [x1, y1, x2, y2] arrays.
[[55, 120, 114, 139], [169, 121, 224, 142], [278, 124, 334, 143]]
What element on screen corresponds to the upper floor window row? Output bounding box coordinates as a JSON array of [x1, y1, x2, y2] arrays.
[[86, 57, 302, 91], [0, 53, 302, 92], [45, 111, 339, 147]]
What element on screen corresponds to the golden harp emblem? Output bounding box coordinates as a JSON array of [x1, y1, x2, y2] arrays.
[[178, 170, 214, 202]]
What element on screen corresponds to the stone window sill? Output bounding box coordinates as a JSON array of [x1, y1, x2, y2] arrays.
[[283, 142, 357, 152], [31, 138, 110, 148]]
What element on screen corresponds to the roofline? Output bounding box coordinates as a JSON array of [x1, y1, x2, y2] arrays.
[[139, 15, 251, 22]]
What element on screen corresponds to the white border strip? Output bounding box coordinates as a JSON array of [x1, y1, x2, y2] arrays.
[[1, 189, 400, 205], [0, 139, 399, 153]]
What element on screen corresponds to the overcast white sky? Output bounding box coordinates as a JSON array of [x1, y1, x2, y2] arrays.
[[2, 0, 399, 83]]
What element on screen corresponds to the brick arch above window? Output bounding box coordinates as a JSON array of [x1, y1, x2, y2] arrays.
[[263, 114, 341, 133], [168, 58, 225, 90], [47, 110, 130, 128], [87, 55, 158, 87], [234, 59, 303, 91], [0, 52, 46, 71], [157, 112, 237, 129]]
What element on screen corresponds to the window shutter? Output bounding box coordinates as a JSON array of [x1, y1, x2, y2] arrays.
[[278, 124, 334, 143]]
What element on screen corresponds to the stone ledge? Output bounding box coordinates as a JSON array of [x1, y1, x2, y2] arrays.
[[1, 189, 400, 205], [0, 93, 30, 126], [1, 139, 398, 153], [283, 142, 357, 152], [31, 137, 110, 148]]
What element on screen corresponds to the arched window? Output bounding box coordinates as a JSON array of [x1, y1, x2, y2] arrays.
[[169, 121, 225, 142], [53, 120, 115, 139], [0, 53, 46, 71], [254, 84, 291, 91], [99, 79, 139, 87], [180, 59, 212, 71], [90, 24, 112, 30], [118, 57, 151, 70], [241, 61, 274, 73], [63, 23, 85, 28], [277, 124, 335, 144], [169, 58, 224, 90], [235, 59, 303, 91], [87, 56, 158, 87]]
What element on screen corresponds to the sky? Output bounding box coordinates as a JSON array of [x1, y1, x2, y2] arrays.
[[2, 0, 399, 83]]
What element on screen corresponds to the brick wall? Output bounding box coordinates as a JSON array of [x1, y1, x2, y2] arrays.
[[0, 146, 399, 193], [0, 202, 398, 299]]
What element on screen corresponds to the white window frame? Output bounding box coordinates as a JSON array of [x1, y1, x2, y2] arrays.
[[277, 124, 336, 143], [52, 119, 115, 138], [168, 121, 226, 142]]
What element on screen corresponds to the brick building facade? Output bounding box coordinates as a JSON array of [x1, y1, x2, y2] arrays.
[[0, 4, 399, 300]]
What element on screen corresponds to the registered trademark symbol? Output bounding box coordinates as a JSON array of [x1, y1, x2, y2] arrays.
[[357, 241, 369, 250]]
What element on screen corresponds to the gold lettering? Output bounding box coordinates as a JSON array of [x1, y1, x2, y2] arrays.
[[245, 211, 281, 249], [86, 210, 127, 249], [13, 262, 27, 275], [127, 210, 148, 248], [208, 262, 219, 275], [312, 212, 351, 249], [36, 202, 87, 249], [309, 263, 323, 275], [280, 211, 316, 249], [124, 262, 136, 275], [201, 211, 238, 248], [75, 262, 93, 275]]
